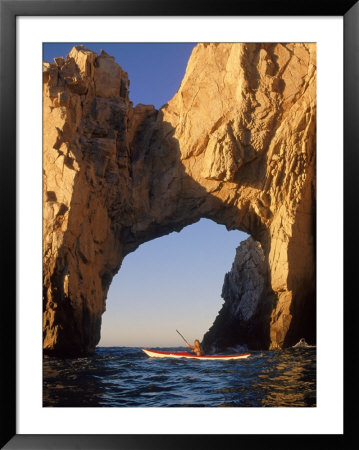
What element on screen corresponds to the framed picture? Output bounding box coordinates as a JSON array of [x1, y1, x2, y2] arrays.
[[1, 0, 356, 448]]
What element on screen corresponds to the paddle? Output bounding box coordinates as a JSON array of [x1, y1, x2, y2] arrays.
[[176, 329, 190, 347]]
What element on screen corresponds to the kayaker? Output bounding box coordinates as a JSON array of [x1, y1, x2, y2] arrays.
[[186, 339, 203, 356]]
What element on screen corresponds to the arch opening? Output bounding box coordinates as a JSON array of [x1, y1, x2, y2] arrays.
[[99, 219, 248, 349]]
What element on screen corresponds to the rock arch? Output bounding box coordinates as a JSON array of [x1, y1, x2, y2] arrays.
[[43, 43, 316, 356]]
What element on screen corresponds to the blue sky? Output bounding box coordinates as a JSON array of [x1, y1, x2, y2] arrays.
[[43, 43, 196, 109], [43, 43, 247, 347], [100, 219, 246, 347]]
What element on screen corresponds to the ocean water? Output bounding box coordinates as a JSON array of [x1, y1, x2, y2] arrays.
[[43, 346, 316, 407]]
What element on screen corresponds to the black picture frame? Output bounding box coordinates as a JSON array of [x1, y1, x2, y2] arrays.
[[1, 0, 357, 448]]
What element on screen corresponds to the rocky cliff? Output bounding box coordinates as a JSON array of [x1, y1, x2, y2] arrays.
[[202, 237, 273, 353], [43, 43, 316, 356]]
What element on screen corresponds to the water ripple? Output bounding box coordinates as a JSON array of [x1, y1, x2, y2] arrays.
[[43, 346, 316, 407]]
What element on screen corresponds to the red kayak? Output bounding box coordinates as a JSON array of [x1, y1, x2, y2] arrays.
[[142, 348, 250, 361]]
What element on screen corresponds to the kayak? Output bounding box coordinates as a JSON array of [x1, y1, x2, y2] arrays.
[[142, 348, 250, 361]]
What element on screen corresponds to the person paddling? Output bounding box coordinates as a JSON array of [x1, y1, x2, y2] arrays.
[[185, 339, 203, 356], [176, 330, 204, 356]]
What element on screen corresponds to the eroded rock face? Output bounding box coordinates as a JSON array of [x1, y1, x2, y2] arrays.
[[43, 43, 316, 356], [202, 237, 274, 353]]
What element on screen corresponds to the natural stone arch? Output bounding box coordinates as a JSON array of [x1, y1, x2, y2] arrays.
[[99, 218, 248, 348], [43, 43, 316, 356]]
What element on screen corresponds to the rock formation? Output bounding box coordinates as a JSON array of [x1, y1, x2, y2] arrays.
[[202, 237, 274, 353], [43, 43, 316, 356]]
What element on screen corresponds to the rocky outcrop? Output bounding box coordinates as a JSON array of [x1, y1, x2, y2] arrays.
[[43, 43, 316, 356], [202, 237, 274, 353]]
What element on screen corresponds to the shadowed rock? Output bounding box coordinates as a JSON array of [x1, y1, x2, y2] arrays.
[[43, 43, 316, 356]]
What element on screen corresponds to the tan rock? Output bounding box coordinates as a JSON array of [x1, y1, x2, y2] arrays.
[[43, 43, 316, 356]]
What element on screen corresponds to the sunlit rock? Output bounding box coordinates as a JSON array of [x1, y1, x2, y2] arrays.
[[43, 43, 316, 356]]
